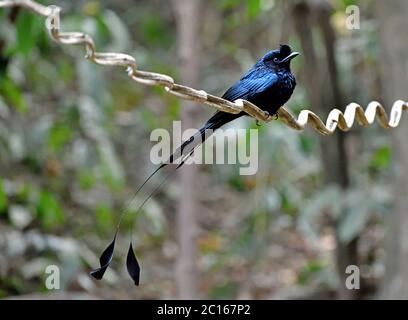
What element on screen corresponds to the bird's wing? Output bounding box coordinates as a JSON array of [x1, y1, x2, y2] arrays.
[[222, 68, 278, 102]]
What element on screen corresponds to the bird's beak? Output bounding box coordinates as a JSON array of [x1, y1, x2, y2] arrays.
[[280, 52, 300, 64]]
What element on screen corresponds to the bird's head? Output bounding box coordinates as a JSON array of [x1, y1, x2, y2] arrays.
[[262, 44, 300, 70]]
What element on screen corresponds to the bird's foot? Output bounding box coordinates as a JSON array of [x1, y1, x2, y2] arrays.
[[263, 111, 271, 120], [274, 114, 279, 120], [256, 120, 261, 127]]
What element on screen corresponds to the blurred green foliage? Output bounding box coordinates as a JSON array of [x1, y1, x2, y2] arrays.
[[0, 178, 7, 214], [0, 0, 396, 299]]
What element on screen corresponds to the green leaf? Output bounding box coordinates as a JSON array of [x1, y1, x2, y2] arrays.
[[228, 175, 247, 192], [218, 0, 244, 10], [94, 14, 112, 44], [0, 179, 8, 214], [279, 187, 297, 215], [36, 191, 64, 230], [166, 98, 181, 120], [57, 60, 76, 83], [299, 135, 314, 155], [95, 205, 113, 232], [139, 15, 171, 46], [0, 77, 27, 112], [369, 146, 391, 170], [48, 125, 73, 152], [341, 0, 357, 8], [16, 11, 36, 56], [247, 0, 262, 19], [209, 280, 238, 299], [297, 259, 327, 285], [78, 170, 96, 190], [139, 109, 159, 129]]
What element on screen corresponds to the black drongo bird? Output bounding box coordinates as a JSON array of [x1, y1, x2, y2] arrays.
[[166, 44, 299, 165], [90, 44, 299, 284]]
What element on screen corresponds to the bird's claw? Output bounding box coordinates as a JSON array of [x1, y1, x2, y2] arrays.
[[263, 111, 271, 120], [274, 114, 279, 120], [256, 120, 261, 127]]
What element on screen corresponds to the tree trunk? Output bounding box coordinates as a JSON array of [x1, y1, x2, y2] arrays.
[[292, 0, 358, 299], [172, 0, 202, 299], [375, 0, 408, 299]]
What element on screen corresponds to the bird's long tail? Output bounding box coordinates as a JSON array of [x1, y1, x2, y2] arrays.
[[168, 111, 240, 165], [124, 111, 240, 203], [121, 112, 240, 216], [122, 112, 241, 227], [90, 111, 241, 283]]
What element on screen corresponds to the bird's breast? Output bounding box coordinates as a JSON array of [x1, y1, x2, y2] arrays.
[[251, 72, 296, 115]]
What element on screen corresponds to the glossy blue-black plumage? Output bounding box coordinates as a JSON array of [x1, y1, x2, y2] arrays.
[[205, 44, 298, 131], [172, 45, 298, 163], [173, 45, 298, 161]]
